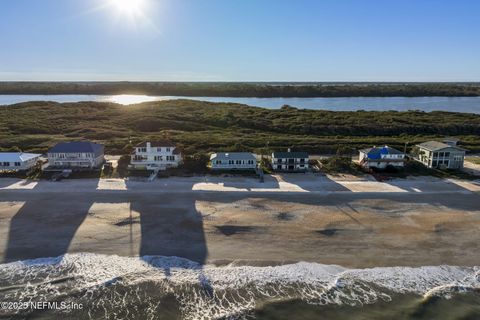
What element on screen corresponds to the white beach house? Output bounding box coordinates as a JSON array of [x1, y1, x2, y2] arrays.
[[47, 141, 105, 170], [271, 149, 309, 172], [130, 141, 182, 170], [0, 152, 42, 172], [210, 152, 257, 170], [358, 146, 406, 169]]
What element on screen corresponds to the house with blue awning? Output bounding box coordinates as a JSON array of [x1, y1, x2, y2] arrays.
[[359, 146, 405, 169]]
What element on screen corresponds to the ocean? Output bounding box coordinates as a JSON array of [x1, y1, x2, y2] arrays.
[[0, 253, 478, 319]]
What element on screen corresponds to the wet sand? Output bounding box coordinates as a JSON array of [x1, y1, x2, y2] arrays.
[[0, 175, 479, 268]]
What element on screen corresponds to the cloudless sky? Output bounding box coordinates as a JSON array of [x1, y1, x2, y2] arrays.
[[1, 0, 479, 81]]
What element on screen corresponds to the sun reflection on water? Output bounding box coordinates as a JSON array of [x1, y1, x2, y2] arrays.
[[105, 95, 160, 105]]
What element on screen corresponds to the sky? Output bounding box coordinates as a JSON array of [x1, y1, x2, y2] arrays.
[[1, 0, 479, 82]]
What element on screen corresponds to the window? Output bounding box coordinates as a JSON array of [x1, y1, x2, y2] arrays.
[[439, 152, 444, 157], [229, 160, 234, 165], [154, 156, 163, 161], [167, 156, 175, 161], [14, 162, 21, 166], [166, 147, 171, 152], [300, 158, 305, 163], [139, 147, 147, 153], [236, 160, 242, 165], [444, 152, 450, 157], [277, 159, 282, 163], [433, 152, 438, 158], [215, 160, 221, 164], [2, 162, 9, 166], [432, 160, 438, 167]]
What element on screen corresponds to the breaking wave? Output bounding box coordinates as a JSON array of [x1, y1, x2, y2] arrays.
[[0, 253, 478, 319]]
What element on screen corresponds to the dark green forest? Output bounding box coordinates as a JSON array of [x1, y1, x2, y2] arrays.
[[0, 100, 479, 155], [1, 82, 480, 97]]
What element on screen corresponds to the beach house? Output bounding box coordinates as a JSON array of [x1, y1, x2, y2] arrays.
[[47, 141, 105, 170], [0, 152, 42, 172], [210, 152, 257, 170], [414, 139, 466, 169], [130, 141, 182, 170], [358, 146, 406, 169], [271, 149, 309, 172]]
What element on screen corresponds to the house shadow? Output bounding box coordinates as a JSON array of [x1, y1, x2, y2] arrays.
[[277, 172, 351, 192], [377, 176, 476, 194], [2, 176, 212, 294], [221, 173, 280, 191], [2, 178, 101, 262]]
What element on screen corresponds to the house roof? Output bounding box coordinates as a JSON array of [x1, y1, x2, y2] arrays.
[[416, 141, 467, 152], [272, 151, 309, 159], [360, 146, 404, 160], [48, 141, 104, 154], [136, 141, 176, 148], [0, 152, 42, 162], [210, 152, 256, 161]]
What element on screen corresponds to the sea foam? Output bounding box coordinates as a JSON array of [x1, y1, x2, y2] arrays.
[[0, 253, 478, 319]]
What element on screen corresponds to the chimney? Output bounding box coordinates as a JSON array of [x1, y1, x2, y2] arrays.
[[287, 148, 291, 152], [147, 142, 151, 149]]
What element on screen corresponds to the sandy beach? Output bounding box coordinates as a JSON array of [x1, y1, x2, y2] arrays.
[[0, 174, 479, 268]]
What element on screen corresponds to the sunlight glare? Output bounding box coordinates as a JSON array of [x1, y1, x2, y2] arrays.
[[110, 0, 145, 14]]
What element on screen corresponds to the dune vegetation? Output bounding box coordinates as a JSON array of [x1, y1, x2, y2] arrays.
[[0, 99, 479, 156], [1, 81, 480, 97]]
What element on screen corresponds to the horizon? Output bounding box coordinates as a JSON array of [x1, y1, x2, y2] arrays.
[[1, 0, 480, 82]]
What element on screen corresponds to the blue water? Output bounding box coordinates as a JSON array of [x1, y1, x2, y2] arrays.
[[1, 94, 480, 113]]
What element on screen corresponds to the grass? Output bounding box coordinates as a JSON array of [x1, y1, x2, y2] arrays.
[[466, 157, 480, 165]]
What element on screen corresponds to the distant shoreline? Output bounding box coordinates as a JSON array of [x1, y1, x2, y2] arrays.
[[1, 81, 480, 97]]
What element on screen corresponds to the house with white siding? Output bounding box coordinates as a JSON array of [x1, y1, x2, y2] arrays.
[[271, 149, 309, 172], [130, 141, 182, 170], [0, 152, 42, 172], [210, 152, 257, 170], [47, 141, 105, 170], [414, 140, 466, 169], [359, 146, 406, 169]]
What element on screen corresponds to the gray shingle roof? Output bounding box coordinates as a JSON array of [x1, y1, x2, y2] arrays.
[[210, 152, 256, 161], [48, 141, 104, 155], [416, 141, 466, 152], [272, 151, 309, 159], [136, 141, 176, 147]]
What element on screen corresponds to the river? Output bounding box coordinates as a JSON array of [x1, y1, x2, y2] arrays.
[[1, 94, 480, 113]]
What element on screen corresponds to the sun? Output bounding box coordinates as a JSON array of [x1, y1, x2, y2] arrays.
[[110, 0, 145, 14]]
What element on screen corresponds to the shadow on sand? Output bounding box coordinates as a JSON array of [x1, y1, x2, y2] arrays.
[[1, 177, 212, 294]]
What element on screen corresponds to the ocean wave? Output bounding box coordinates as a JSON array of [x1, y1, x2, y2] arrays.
[[0, 253, 478, 319]]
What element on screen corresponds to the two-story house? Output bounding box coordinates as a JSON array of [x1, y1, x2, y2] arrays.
[[358, 146, 406, 169], [210, 152, 257, 170], [47, 141, 105, 170], [271, 149, 309, 172], [0, 152, 42, 172], [415, 140, 466, 169], [130, 141, 182, 170]]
